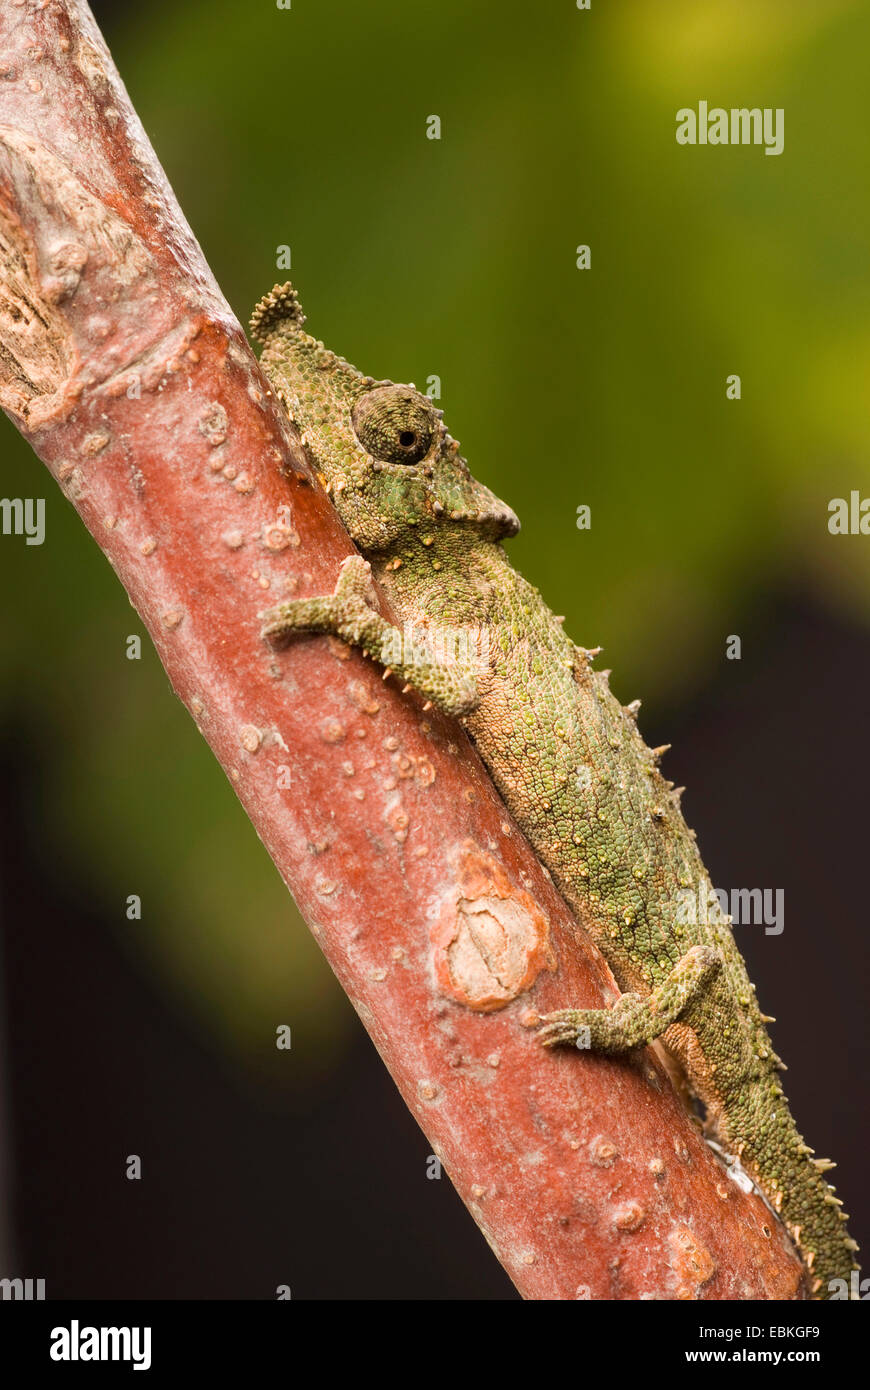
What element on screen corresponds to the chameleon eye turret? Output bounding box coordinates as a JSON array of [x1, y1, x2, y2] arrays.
[[352, 385, 436, 465]]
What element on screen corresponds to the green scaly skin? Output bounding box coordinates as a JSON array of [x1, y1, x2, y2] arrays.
[[251, 281, 859, 1298]]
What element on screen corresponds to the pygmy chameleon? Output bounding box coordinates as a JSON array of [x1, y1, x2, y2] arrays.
[[250, 281, 859, 1298]]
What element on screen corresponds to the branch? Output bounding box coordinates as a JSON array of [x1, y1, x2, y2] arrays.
[[0, 1, 803, 1300]]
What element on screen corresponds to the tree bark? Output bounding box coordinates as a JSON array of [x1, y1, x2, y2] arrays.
[[0, 0, 804, 1299]]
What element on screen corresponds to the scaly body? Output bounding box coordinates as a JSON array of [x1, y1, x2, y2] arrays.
[[251, 282, 858, 1297]]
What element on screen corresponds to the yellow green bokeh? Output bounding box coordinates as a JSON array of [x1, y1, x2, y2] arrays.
[[2, 0, 868, 1069]]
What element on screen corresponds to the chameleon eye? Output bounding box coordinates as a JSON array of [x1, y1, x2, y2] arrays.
[[352, 386, 435, 465]]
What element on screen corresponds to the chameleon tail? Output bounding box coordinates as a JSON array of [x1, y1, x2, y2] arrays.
[[777, 1150, 861, 1298], [729, 1079, 860, 1297]]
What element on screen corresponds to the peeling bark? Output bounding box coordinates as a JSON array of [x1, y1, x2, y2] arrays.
[[0, 1, 805, 1300]]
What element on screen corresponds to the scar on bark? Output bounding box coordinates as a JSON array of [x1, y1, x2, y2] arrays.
[[431, 843, 556, 1010]]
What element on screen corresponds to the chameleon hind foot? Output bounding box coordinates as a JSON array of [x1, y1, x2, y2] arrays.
[[537, 944, 721, 1052], [261, 555, 480, 718]]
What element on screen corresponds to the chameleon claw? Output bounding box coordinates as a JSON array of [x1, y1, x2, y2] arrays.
[[259, 597, 333, 645], [536, 1010, 588, 1049], [540, 1030, 585, 1049], [259, 604, 304, 643]]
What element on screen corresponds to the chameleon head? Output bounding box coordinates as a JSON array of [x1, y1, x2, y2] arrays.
[[250, 282, 520, 554]]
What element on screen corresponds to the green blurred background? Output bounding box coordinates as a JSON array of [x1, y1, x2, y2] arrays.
[[1, 0, 868, 1297]]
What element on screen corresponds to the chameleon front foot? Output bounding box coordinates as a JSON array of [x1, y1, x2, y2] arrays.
[[537, 944, 721, 1053], [261, 554, 377, 643], [260, 555, 480, 718]]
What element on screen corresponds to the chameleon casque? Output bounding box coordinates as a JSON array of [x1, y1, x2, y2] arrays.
[[251, 281, 858, 1298]]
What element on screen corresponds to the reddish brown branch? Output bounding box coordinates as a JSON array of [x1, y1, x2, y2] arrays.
[[0, 0, 803, 1299]]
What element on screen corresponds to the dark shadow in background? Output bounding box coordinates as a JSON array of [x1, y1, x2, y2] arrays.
[[1, 593, 867, 1298], [0, 726, 513, 1300]]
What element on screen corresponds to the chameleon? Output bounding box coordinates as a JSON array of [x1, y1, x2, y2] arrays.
[[250, 280, 859, 1298]]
